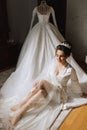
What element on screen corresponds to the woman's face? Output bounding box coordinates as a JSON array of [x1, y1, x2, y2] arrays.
[[56, 50, 67, 64]]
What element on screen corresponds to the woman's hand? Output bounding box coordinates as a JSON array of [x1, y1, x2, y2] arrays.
[[33, 81, 39, 87]]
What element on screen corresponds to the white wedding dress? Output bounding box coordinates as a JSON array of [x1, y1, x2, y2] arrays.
[[0, 6, 87, 130]]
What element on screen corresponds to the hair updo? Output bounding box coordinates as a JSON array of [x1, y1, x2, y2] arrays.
[[56, 41, 72, 57]]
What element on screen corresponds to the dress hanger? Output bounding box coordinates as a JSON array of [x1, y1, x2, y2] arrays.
[[37, 0, 50, 14], [40, 0, 47, 5]]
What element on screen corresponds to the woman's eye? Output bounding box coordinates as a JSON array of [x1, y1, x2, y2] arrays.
[[56, 55, 65, 58]]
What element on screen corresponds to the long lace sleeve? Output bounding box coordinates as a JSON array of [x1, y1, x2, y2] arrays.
[[51, 7, 65, 42], [71, 68, 82, 95], [29, 7, 37, 31]]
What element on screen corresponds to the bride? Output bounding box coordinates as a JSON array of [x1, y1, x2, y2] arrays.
[[0, 0, 87, 130], [3, 43, 87, 130]]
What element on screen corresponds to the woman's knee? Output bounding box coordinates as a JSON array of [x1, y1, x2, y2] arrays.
[[39, 89, 48, 97], [40, 80, 47, 85], [39, 80, 47, 90]]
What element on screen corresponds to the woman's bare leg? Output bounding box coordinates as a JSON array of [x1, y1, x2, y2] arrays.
[[10, 89, 47, 125], [39, 80, 52, 93], [11, 80, 50, 111], [11, 86, 40, 111]]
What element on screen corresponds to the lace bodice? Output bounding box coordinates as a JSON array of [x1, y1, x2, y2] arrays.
[[47, 64, 71, 86], [37, 10, 51, 23], [47, 62, 82, 94], [29, 6, 58, 30]]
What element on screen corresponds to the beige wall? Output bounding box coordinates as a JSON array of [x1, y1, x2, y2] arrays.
[[66, 0, 87, 62], [7, 0, 37, 44]]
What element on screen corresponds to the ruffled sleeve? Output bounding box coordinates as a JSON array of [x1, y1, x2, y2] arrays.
[[70, 68, 82, 95]]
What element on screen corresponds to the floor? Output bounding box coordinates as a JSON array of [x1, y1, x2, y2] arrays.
[[59, 105, 87, 130]]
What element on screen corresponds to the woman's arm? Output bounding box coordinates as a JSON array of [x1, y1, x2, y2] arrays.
[[71, 68, 83, 97]]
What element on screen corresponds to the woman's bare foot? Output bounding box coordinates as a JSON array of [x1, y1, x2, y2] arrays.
[[9, 113, 23, 126], [10, 104, 20, 111], [7, 125, 13, 130], [6, 118, 14, 130]]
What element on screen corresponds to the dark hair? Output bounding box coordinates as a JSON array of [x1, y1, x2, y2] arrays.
[[56, 41, 72, 57]]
